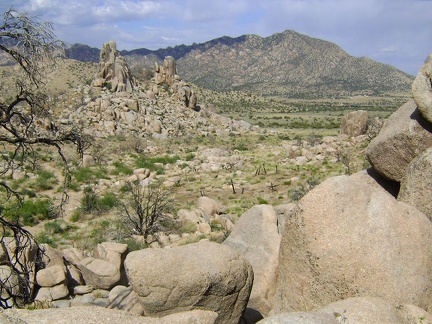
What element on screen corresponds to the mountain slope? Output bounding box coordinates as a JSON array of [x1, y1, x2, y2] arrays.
[[66, 30, 414, 98], [175, 30, 413, 98]]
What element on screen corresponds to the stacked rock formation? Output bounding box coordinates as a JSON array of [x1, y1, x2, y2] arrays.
[[93, 41, 133, 93], [154, 56, 198, 110]]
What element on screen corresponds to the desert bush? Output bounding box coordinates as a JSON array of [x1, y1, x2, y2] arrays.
[[73, 166, 108, 184], [32, 169, 58, 191], [80, 188, 118, 214], [118, 181, 175, 238], [111, 160, 133, 175], [3, 199, 55, 226], [135, 155, 180, 171]]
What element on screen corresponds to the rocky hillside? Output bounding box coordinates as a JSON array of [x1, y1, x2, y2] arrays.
[[67, 30, 414, 98]]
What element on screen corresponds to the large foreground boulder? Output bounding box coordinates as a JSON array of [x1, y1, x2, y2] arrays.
[[273, 171, 432, 313], [262, 296, 432, 323], [124, 241, 253, 324], [366, 99, 432, 182], [317, 297, 432, 324], [223, 205, 280, 315]]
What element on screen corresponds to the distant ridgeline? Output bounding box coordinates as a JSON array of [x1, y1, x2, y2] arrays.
[[66, 30, 414, 98]]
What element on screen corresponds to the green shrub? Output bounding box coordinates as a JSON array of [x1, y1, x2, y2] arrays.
[[111, 160, 133, 175], [44, 220, 64, 234], [3, 199, 55, 226], [35, 232, 57, 247], [99, 192, 118, 211], [70, 210, 81, 222], [135, 155, 180, 171], [80, 187, 100, 214], [80, 189, 118, 214], [257, 197, 268, 204], [180, 222, 197, 234], [73, 167, 108, 184], [33, 169, 58, 190], [185, 153, 195, 161], [120, 238, 148, 251]]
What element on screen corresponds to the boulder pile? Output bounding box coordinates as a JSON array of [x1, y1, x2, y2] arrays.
[[55, 42, 253, 140]]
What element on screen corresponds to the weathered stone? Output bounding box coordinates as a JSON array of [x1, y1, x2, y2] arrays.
[[74, 285, 93, 295], [340, 110, 368, 137], [155, 56, 177, 86], [96, 40, 133, 92], [412, 54, 432, 123], [196, 196, 222, 216], [78, 257, 121, 290], [82, 154, 95, 167], [35, 284, 69, 302], [0, 237, 39, 307], [317, 297, 425, 324], [62, 247, 85, 267], [108, 286, 145, 316], [398, 148, 432, 221], [273, 171, 432, 313], [124, 241, 253, 324], [223, 205, 280, 315], [66, 263, 84, 288], [366, 99, 432, 181], [257, 312, 338, 323], [36, 265, 67, 287]]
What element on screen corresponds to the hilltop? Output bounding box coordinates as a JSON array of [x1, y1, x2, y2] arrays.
[[66, 30, 414, 98]]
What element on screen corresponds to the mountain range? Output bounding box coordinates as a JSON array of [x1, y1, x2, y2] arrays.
[[66, 30, 414, 98]]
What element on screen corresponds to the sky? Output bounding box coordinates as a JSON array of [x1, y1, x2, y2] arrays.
[[3, 0, 432, 76]]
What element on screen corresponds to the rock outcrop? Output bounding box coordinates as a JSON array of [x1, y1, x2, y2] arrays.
[[273, 170, 432, 313], [154, 56, 198, 110], [154, 56, 177, 86], [124, 241, 253, 324], [93, 40, 133, 92]]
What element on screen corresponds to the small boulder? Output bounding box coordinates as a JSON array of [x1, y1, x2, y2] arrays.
[[340, 110, 368, 137], [78, 257, 121, 290], [36, 265, 67, 287], [196, 196, 222, 217], [35, 284, 69, 302]]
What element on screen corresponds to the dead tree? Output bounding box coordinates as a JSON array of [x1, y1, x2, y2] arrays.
[[0, 8, 85, 308]]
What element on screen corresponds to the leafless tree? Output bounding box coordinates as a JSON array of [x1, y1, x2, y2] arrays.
[[0, 7, 85, 308], [119, 181, 174, 239]]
